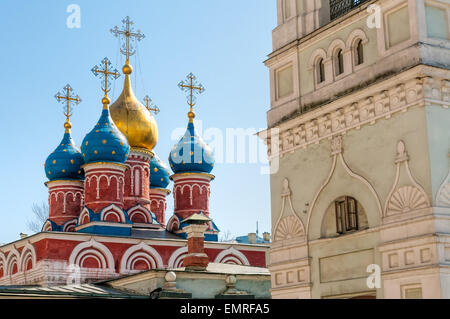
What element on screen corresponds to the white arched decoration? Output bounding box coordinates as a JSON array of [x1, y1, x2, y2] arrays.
[[134, 167, 141, 196], [120, 243, 164, 273], [86, 174, 123, 200], [63, 219, 78, 232], [214, 247, 250, 266], [326, 38, 346, 58], [78, 207, 91, 226], [308, 48, 327, 70], [168, 246, 188, 269], [42, 220, 53, 232], [0, 251, 6, 278], [6, 248, 20, 275], [100, 204, 127, 224], [346, 28, 369, 68], [306, 135, 382, 240], [69, 239, 115, 271], [127, 205, 153, 224], [19, 243, 36, 272], [166, 215, 180, 232]]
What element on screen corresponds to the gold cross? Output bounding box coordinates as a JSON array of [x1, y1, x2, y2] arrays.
[[143, 95, 160, 115], [54, 84, 81, 128], [178, 73, 205, 119], [91, 57, 120, 98], [110, 16, 145, 63]]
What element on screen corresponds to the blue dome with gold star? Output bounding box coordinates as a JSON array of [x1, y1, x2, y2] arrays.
[[169, 121, 215, 174], [81, 108, 130, 164], [45, 130, 84, 181], [150, 154, 171, 189]]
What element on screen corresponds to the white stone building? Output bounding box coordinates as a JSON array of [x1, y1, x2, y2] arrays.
[[260, 0, 450, 299]]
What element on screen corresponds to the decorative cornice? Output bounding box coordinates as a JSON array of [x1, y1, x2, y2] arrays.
[[261, 71, 450, 159], [170, 172, 215, 182], [82, 162, 128, 172]]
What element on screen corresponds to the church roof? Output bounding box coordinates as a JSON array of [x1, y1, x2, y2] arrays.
[[168, 121, 215, 174], [150, 153, 171, 189], [81, 107, 130, 164], [45, 131, 84, 181]]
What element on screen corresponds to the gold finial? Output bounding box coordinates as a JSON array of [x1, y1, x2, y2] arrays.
[[110, 16, 145, 68], [178, 73, 205, 122], [143, 95, 160, 115], [54, 85, 82, 133], [91, 58, 120, 108]]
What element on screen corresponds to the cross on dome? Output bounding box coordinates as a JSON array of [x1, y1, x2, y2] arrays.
[[143, 95, 160, 115], [178, 73, 205, 121], [110, 16, 145, 64], [54, 84, 81, 132], [91, 57, 120, 105]]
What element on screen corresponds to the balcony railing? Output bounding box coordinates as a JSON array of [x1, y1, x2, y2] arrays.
[[330, 0, 371, 21]]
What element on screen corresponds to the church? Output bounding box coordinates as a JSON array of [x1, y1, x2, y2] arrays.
[[0, 17, 268, 287], [261, 0, 449, 298]]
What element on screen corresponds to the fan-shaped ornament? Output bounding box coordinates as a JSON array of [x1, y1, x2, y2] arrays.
[[274, 215, 304, 241], [387, 186, 428, 215]]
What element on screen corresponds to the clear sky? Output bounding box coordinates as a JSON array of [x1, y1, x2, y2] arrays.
[[0, 0, 276, 244]]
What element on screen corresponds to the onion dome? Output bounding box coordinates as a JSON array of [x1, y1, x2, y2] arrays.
[[169, 121, 215, 174], [81, 102, 130, 164], [45, 123, 84, 181], [110, 63, 158, 152], [150, 154, 171, 189]]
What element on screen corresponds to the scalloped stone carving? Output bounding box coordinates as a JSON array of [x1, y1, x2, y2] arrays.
[[274, 215, 304, 241], [387, 186, 429, 215], [437, 181, 450, 207]]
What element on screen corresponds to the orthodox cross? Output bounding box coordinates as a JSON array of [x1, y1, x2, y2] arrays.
[[54, 84, 81, 128], [178, 73, 205, 118], [143, 95, 160, 115], [91, 57, 120, 98], [110, 16, 145, 63]]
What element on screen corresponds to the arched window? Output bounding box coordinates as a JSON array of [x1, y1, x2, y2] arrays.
[[316, 58, 325, 84], [355, 39, 364, 66], [335, 49, 344, 76], [321, 196, 369, 238]]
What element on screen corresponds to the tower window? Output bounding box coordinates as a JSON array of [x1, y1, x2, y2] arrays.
[[335, 196, 359, 234], [316, 58, 325, 84], [335, 49, 344, 76], [355, 39, 364, 66]]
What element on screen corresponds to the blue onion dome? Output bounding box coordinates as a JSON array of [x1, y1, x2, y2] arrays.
[[81, 105, 130, 164], [150, 154, 171, 189], [45, 124, 84, 181], [169, 121, 215, 174]]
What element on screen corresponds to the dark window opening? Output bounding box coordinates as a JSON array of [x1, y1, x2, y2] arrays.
[[317, 58, 325, 84], [335, 49, 344, 75], [335, 196, 359, 234], [356, 39, 364, 65]]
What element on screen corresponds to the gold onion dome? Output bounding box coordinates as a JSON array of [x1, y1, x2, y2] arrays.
[[110, 63, 158, 152]]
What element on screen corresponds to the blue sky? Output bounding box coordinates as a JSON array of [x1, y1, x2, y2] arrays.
[[0, 0, 276, 243]]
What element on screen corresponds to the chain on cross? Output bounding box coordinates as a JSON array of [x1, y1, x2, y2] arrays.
[[178, 73, 205, 119], [110, 16, 145, 63], [54, 84, 82, 128], [91, 57, 120, 99], [143, 95, 160, 115]]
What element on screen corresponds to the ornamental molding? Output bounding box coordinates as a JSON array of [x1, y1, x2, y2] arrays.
[[273, 179, 306, 242], [306, 138, 382, 235], [436, 153, 450, 208], [261, 72, 449, 159], [384, 141, 430, 217]]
